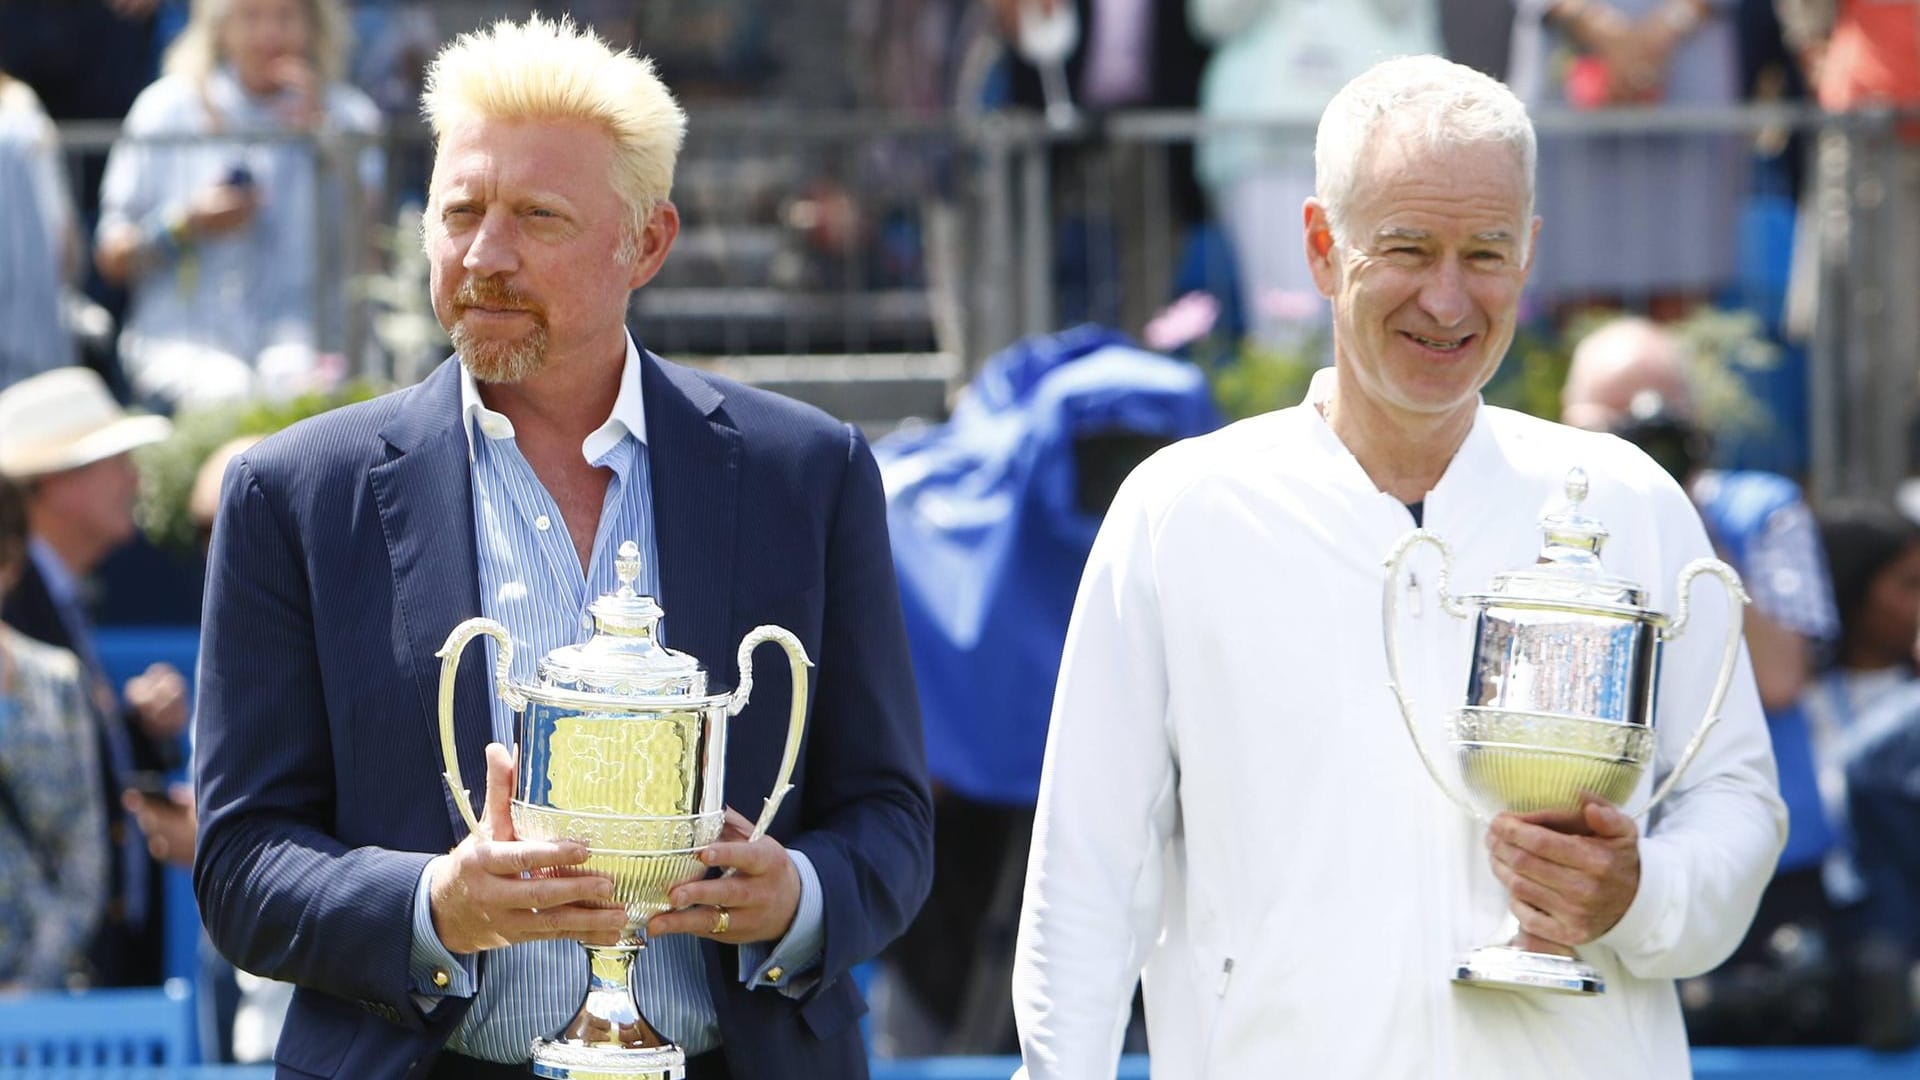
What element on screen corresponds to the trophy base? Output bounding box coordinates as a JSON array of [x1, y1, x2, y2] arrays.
[[529, 1040, 686, 1080], [1452, 945, 1605, 995]]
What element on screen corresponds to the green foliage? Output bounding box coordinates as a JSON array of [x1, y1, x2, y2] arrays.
[[1191, 332, 1325, 423], [135, 384, 384, 556]]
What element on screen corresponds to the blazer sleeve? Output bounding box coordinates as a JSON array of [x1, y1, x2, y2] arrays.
[[193, 456, 451, 1032], [786, 427, 935, 999]]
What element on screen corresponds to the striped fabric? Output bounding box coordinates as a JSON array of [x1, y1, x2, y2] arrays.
[[447, 342, 722, 1061]]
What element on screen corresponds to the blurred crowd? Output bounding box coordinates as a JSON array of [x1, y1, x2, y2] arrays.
[[0, 0, 1917, 1065]]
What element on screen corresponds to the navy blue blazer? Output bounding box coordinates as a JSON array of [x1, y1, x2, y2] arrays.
[[193, 354, 933, 1079]]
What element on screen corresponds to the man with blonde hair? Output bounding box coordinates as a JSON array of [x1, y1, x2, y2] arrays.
[[1012, 56, 1783, 1077], [193, 17, 931, 1079]]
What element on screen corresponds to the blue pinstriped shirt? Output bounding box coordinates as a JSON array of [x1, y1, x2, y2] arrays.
[[406, 337, 824, 1062]]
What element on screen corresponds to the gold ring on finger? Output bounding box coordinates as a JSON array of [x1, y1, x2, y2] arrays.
[[711, 905, 730, 936]]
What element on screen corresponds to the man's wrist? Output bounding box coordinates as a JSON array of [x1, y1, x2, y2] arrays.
[[142, 209, 193, 264]]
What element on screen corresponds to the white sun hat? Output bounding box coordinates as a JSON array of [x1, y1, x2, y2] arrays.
[[0, 367, 173, 479]]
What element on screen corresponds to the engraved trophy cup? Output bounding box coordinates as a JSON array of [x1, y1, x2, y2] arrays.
[[1382, 469, 1747, 995], [436, 541, 811, 1078]]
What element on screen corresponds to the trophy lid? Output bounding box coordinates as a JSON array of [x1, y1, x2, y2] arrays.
[[538, 540, 708, 697], [1486, 468, 1649, 609]]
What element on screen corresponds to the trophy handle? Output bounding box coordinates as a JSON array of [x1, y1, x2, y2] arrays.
[[1381, 529, 1481, 819], [434, 617, 525, 835], [727, 625, 814, 843], [1637, 557, 1751, 817]]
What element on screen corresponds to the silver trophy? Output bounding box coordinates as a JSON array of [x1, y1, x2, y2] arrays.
[[1382, 469, 1747, 995], [436, 541, 810, 1078]]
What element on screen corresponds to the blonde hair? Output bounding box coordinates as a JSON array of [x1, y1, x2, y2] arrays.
[[162, 0, 351, 86], [1315, 55, 1536, 257], [421, 15, 686, 242]]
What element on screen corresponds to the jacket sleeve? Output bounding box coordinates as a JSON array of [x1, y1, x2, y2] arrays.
[[1592, 483, 1788, 979], [192, 456, 451, 1032], [1012, 470, 1178, 1080], [785, 427, 935, 999]]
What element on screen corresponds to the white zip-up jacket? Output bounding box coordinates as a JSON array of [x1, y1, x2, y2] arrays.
[[1013, 372, 1786, 1079]]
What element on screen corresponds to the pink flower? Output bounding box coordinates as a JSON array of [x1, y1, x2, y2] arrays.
[[1143, 291, 1222, 352]]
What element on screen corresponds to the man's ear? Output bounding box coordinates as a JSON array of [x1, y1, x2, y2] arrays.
[[1304, 198, 1338, 299], [626, 201, 681, 290]]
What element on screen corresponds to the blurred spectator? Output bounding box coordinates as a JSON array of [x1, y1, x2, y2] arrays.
[[1442, 0, 1519, 80], [1805, 501, 1920, 872], [1561, 316, 1855, 1043], [0, 472, 109, 991], [1778, 0, 1920, 471], [343, 0, 436, 117], [1842, 638, 1920, 1049], [1509, 0, 1745, 317], [1189, 0, 1441, 353], [991, 0, 1211, 339], [0, 72, 80, 388], [94, 0, 381, 410], [0, 1, 164, 124], [0, 367, 185, 987]]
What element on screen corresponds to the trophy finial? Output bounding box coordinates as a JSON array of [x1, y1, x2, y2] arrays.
[[1539, 467, 1608, 561], [615, 540, 641, 597], [1564, 467, 1589, 509]]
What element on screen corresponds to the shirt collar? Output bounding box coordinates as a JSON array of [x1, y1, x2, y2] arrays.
[[459, 333, 649, 463], [26, 536, 78, 610]]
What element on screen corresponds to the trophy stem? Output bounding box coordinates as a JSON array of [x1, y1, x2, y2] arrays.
[[530, 944, 687, 1079]]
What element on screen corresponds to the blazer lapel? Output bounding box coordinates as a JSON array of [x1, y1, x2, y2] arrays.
[[367, 360, 491, 838], [643, 352, 741, 693]]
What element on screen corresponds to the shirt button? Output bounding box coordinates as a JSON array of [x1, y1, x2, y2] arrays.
[[765, 966, 784, 984], [432, 968, 450, 989], [480, 417, 509, 438], [534, 514, 551, 531]]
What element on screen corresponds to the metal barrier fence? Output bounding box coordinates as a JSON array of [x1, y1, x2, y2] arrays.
[[44, 105, 1918, 495]]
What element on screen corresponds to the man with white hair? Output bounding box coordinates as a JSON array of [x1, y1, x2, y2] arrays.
[[193, 17, 930, 1079], [1012, 56, 1784, 1077]]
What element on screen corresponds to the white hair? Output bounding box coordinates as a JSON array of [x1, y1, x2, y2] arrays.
[[163, 0, 352, 85], [1314, 55, 1536, 253], [422, 15, 686, 249]]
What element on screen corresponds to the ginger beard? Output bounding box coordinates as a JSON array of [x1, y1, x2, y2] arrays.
[[450, 276, 551, 384]]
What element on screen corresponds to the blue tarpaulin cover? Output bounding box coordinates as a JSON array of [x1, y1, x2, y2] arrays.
[[875, 326, 1221, 805]]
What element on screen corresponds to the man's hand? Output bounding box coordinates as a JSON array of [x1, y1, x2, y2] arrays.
[[121, 783, 196, 867], [427, 743, 628, 954], [646, 808, 800, 945], [184, 182, 258, 239], [1486, 795, 1641, 948], [124, 663, 189, 740], [266, 56, 323, 131]]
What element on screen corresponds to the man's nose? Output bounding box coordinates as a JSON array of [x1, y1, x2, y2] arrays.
[[1418, 256, 1472, 328], [463, 210, 520, 278]]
